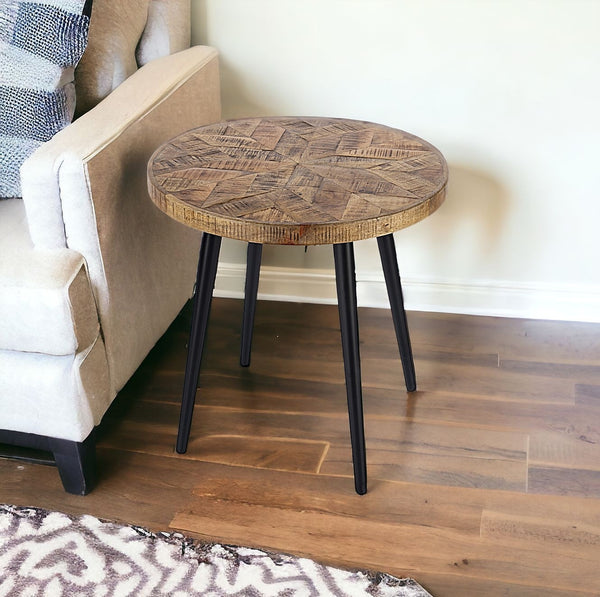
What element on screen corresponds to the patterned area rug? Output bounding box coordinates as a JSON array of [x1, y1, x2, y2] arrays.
[[0, 505, 432, 596]]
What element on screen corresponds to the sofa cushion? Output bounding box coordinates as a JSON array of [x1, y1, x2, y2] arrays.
[[0, 334, 111, 442], [74, 0, 151, 115], [0, 199, 99, 355], [0, 0, 91, 198], [136, 0, 191, 66]]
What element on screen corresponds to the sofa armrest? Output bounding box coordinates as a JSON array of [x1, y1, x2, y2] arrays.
[[21, 45, 220, 248], [20, 45, 221, 394]]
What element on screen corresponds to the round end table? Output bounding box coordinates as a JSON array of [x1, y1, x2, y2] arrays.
[[148, 117, 448, 494]]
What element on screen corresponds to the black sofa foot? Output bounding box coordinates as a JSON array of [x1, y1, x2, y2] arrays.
[[0, 429, 97, 495], [49, 434, 97, 495]]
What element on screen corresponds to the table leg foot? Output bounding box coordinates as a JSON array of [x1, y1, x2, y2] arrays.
[[333, 242, 367, 495], [377, 233, 417, 392], [177, 233, 222, 454], [240, 243, 262, 367]]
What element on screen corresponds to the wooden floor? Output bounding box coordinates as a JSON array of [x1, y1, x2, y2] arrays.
[[1, 298, 599, 596]]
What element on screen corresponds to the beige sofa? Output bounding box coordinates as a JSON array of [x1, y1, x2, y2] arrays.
[[0, 0, 220, 493]]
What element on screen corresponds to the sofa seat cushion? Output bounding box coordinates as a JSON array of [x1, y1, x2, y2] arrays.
[[0, 199, 98, 355], [0, 333, 111, 442]]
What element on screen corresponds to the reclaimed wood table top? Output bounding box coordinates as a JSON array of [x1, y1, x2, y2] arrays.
[[148, 117, 448, 245]]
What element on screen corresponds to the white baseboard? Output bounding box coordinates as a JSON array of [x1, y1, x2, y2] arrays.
[[214, 262, 600, 323], [215, 263, 339, 304]]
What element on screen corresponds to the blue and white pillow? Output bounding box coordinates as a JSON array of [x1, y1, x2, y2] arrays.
[[0, 0, 92, 198]]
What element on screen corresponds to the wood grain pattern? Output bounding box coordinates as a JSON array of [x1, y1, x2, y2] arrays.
[[147, 117, 448, 244], [2, 299, 600, 596]]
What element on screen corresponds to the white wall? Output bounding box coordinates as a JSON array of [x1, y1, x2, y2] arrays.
[[191, 0, 600, 322]]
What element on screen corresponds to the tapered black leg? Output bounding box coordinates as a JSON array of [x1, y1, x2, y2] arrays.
[[240, 242, 263, 367], [49, 433, 96, 495], [333, 242, 367, 495], [377, 233, 416, 392], [177, 233, 222, 453]]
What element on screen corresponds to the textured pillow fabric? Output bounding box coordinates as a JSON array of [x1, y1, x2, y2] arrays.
[[0, 0, 92, 198]]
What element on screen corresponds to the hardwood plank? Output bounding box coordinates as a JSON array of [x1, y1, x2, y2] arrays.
[[410, 313, 600, 367], [575, 383, 600, 406], [529, 431, 600, 472], [320, 418, 528, 492], [321, 445, 527, 491], [500, 360, 600, 385], [367, 391, 595, 450], [495, 320, 600, 366], [418, 574, 597, 597], [528, 467, 600, 498], [174, 434, 328, 472], [480, 509, 600, 555], [410, 358, 575, 405]]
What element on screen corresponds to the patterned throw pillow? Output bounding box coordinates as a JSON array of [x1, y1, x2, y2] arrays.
[[0, 0, 92, 198]]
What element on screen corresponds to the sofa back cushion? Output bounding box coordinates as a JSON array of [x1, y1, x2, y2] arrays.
[[75, 0, 190, 115], [0, 0, 92, 199], [136, 0, 191, 66], [73, 0, 150, 115]]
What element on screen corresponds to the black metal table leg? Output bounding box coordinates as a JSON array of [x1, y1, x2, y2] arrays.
[[177, 233, 222, 454], [240, 242, 263, 367], [333, 242, 367, 495], [377, 233, 417, 392]]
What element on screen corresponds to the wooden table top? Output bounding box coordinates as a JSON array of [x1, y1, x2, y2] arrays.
[[148, 117, 448, 245]]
